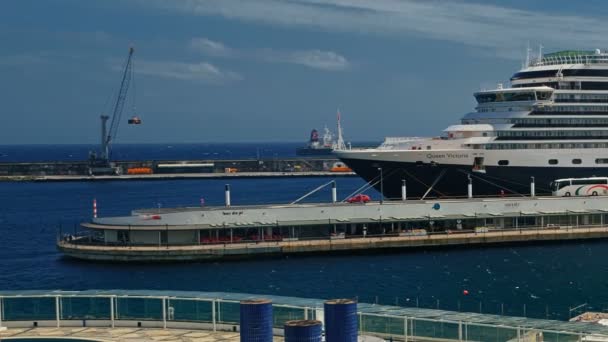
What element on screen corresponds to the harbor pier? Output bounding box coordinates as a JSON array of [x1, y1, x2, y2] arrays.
[[58, 195, 608, 262], [0, 157, 352, 181]]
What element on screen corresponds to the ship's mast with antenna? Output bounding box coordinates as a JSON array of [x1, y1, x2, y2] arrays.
[[334, 108, 347, 150]]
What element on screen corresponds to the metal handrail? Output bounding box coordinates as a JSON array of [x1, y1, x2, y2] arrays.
[[0, 291, 600, 340]]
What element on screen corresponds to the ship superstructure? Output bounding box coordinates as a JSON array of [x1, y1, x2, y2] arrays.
[[335, 49, 608, 198], [296, 126, 335, 156]]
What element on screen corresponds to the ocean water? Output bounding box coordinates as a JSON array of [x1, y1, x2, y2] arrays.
[[1, 144, 607, 321]]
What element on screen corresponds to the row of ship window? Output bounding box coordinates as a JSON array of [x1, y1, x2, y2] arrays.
[[497, 159, 608, 166], [497, 130, 608, 137], [554, 93, 608, 103], [513, 82, 608, 91], [511, 69, 608, 80], [535, 106, 608, 113], [484, 143, 608, 149], [463, 118, 608, 126], [477, 107, 530, 113], [475, 91, 551, 103], [477, 106, 608, 114], [511, 118, 608, 126]]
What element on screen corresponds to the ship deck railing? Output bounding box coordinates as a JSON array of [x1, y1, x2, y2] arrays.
[[532, 53, 608, 67], [1, 290, 607, 340]]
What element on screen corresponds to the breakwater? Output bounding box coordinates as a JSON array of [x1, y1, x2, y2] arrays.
[[0, 157, 347, 180]]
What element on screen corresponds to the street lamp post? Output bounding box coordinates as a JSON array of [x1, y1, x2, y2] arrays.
[[378, 167, 384, 204]]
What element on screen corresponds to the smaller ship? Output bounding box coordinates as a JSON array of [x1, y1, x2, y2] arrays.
[[296, 126, 336, 156]]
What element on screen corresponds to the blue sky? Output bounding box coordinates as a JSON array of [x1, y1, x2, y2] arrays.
[[1, 0, 607, 144]]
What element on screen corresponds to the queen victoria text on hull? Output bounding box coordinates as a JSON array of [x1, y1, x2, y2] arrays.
[[335, 49, 608, 199]]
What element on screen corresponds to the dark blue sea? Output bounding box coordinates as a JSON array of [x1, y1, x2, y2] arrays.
[[0, 143, 607, 321]]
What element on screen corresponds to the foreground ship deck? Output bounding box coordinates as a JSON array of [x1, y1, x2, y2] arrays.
[[58, 194, 608, 261], [2, 290, 608, 341]]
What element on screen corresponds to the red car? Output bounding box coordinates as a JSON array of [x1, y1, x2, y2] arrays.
[[347, 194, 371, 203]]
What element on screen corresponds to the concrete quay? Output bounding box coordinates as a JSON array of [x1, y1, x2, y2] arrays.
[[0, 157, 343, 179], [58, 226, 608, 262]]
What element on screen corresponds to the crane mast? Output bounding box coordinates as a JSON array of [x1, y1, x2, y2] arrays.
[[103, 46, 134, 160], [89, 47, 135, 175]]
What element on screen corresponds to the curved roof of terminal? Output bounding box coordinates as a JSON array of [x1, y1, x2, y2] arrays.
[[81, 208, 608, 230], [1, 289, 607, 336]]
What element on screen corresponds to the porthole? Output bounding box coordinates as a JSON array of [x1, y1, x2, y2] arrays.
[[498, 160, 509, 166], [572, 159, 582, 164], [548, 159, 558, 165]]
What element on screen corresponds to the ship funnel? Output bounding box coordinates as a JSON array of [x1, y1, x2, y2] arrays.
[[310, 129, 319, 143]]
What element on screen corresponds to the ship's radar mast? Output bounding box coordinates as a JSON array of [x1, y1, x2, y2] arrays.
[[334, 109, 347, 150]]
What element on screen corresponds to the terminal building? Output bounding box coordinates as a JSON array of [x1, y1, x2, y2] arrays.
[[58, 185, 608, 261]]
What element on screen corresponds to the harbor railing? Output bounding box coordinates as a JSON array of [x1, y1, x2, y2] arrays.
[[1, 290, 607, 341]]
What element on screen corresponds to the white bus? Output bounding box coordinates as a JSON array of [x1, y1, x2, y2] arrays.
[[551, 177, 608, 197]]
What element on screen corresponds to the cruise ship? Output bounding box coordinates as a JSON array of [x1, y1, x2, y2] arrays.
[[335, 49, 608, 199]]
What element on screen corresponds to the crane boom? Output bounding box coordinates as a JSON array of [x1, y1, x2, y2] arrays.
[[101, 47, 134, 160], [89, 47, 135, 175]]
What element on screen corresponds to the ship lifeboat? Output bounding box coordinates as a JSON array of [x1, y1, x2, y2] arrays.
[[330, 162, 352, 172], [128, 116, 142, 125], [127, 167, 153, 175], [330, 166, 353, 172]]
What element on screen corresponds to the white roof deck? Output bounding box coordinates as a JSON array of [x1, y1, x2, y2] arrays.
[[86, 196, 608, 231]]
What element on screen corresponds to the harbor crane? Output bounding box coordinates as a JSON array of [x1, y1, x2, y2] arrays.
[[88, 47, 139, 175]]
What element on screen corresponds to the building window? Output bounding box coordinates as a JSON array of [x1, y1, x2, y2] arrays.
[[572, 159, 582, 164], [498, 160, 509, 166], [596, 158, 608, 164], [548, 159, 558, 165]]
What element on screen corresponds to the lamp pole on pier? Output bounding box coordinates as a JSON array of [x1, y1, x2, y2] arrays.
[[378, 167, 384, 204]]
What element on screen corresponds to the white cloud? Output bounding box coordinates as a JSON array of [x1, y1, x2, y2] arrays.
[[136, 60, 242, 84], [190, 37, 233, 57], [190, 36, 350, 71], [266, 49, 350, 71], [140, 0, 608, 59]]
